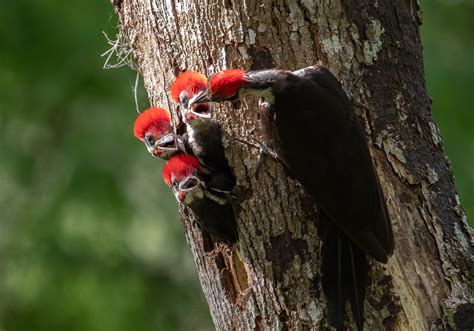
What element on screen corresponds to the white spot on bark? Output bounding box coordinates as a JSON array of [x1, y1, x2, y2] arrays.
[[454, 222, 471, 252], [395, 93, 409, 121], [245, 29, 256, 45], [287, 1, 303, 24], [385, 138, 406, 163], [429, 122, 442, 146], [257, 23, 267, 33], [300, 0, 317, 23], [363, 18, 385, 65], [221, 135, 230, 149], [321, 35, 343, 56], [238, 46, 249, 60], [307, 301, 323, 322], [164, 0, 174, 17], [290, 22, 299, 32], [426, 165, 439, 184], [273, 46, 283, 64], [175, 1, 182, 13], [343, 43, 354, 68], [455, 194, 461, 206]]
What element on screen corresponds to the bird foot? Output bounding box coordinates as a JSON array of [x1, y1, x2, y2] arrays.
[[347, 68, 366, 99], [232, 137, 288, 176]]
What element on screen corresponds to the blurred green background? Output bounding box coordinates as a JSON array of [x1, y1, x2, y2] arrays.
[[0, 1, 472, 330]]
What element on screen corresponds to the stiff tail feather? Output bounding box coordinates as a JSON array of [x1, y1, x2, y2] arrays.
[[320, 213, 368, 330]]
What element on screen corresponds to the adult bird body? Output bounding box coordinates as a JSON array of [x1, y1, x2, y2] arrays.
[[192, 64, 394, 330]]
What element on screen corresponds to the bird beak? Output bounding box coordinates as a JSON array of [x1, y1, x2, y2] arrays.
[[177, 191, 187, 202], [183, 90, 212, 121], [178, 176, 201, 193], [189, 90, 210, 105], [144, 139, 157, 155], [153, 133, 182, 156], [172, 186, 187, 203], [188, 104, 212, 120]]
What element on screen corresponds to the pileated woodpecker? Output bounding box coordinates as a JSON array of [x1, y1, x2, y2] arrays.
[[163, 154, 237, 243], [190, 65, 394, 330], [170, 71, 235, 188], [133, 107, 184, 159]]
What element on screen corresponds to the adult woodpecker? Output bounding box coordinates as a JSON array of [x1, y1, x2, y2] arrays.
[[170, 71, 235, 188], [163, 154, 237, 243], [133, 107, 184, 159], [190, 65, 394, 330]]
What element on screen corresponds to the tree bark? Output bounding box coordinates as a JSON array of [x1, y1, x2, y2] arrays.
[[111, 0, 473, 329]]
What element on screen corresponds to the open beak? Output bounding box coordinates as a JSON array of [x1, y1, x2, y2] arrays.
[[175, 175, 202, 202], [178, 176, 201, 192], [184, 90, 213, 121], [144, 140, 157, 155], [152, 133, 183, 157], [189, 104, 212, 120], [189, 90, 210, 105]]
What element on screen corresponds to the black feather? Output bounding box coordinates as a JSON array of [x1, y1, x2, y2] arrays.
[[320, 213, 368, 331], [247, 65, 392, 329]]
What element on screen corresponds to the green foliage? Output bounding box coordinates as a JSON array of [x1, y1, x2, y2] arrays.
[[420, 1, 474, 221], [0, 1, 211, 330], [0, 1, 471, 331]]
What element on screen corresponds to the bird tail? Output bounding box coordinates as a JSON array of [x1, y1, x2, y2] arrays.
[[320, 213, 368, 331]]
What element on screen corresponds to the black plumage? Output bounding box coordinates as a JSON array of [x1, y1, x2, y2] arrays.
[[201, 64, 394, 330], [186, 179, 238, 243], [245, 65, 394, 262], [183, 120, 235, 184], [181, 117, 237, 241]]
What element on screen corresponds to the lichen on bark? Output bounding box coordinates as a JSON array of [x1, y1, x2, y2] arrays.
[[112, 0, 473, 329]]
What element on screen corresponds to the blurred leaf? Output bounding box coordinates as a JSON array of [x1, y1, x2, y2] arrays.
[[0, 1, 212, 331]]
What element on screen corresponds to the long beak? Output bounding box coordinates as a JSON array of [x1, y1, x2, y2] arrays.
[[144, 140, 156, 155], [189, 90, 210, 105], [189, 106, 212, 120], [183, 90, 213, 121], [154, 133, 181, 153], [174, 175, 203, 203], [178, 176, 201, 192]]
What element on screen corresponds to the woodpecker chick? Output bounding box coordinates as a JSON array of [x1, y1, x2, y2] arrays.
[[170, 71, 211, 123], [163, 154, 237, 243], [170, 72, 235, 186], [192, 65, 394, 331], [133, 107, 184, 159]]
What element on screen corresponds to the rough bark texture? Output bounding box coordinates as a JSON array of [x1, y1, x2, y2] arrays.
[[111, 0, 473, 330]]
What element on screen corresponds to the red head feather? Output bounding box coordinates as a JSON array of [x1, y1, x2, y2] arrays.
[[209, 68, 247, 98], [170, 71, 208, 102], [162, 154, 201, 186], [133, 107, 171, 140]]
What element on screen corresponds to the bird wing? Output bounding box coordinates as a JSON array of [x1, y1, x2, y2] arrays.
[[273, 70, 394, 262]]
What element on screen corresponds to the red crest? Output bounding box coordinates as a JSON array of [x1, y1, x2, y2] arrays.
[[133, 107, 170, 140], [170, 71, 208, 102], [209, 68, 247, 98], [162, 154, 201, 186]]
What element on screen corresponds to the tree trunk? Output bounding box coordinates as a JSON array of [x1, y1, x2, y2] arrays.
[[111, 0, 473, 329]]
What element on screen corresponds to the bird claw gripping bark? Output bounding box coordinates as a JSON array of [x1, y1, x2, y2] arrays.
[[204, 66, 394, 330], [346, 68, 366, 99], [232, 137, 288, 176]]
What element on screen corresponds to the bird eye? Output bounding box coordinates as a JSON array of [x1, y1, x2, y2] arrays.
[[180, 95, 189, 108], [145, 135, 155, 145]]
